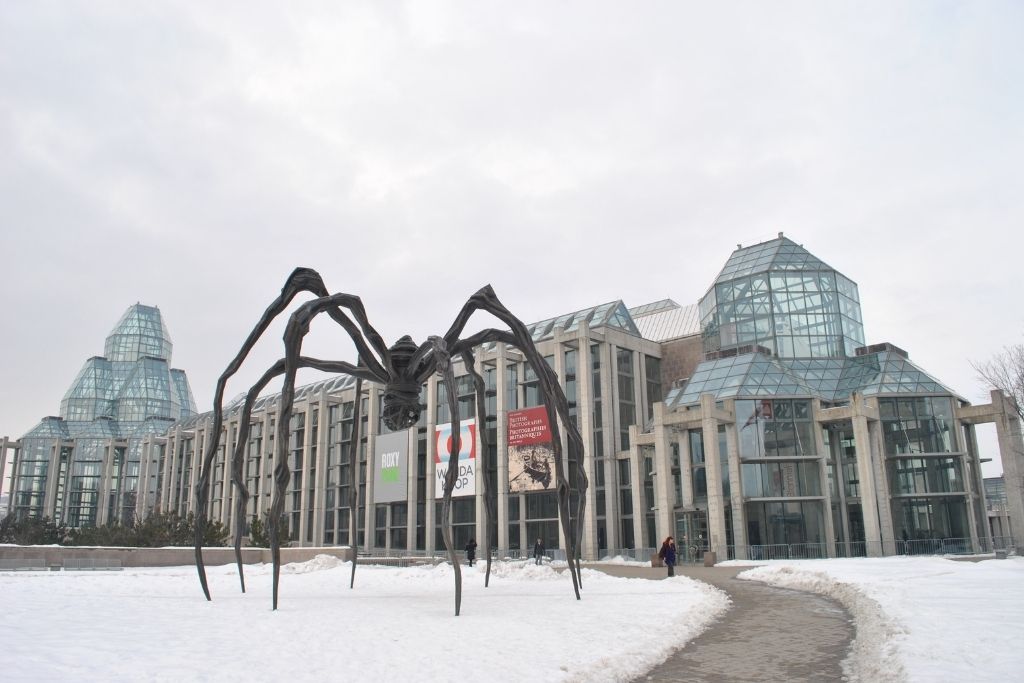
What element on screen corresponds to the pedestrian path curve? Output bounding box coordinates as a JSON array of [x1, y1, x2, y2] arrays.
[[593, 564, 855, 682]]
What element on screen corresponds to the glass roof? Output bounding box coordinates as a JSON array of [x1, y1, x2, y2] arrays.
[[524, 300, 640, 342], [26, 304, 196, 441], [104, 304, 173, 363], [668, 350, 960, 408], [713, 236, 834, 285]]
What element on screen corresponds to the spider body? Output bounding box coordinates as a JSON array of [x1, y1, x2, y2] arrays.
[[191, 268, 587, 615]]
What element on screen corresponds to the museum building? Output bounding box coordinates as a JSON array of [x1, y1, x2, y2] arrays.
[[3, 235, 1022, 560]]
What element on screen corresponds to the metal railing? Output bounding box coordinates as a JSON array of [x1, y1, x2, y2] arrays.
[[0, 558, 48, 571], [733, 543, 829, 561], [63, 558, 123, 571], [354, 549, 446, 567]]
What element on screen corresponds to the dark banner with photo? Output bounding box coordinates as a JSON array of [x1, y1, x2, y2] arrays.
[[507, 406, 555, 492], [434, 418, 476, 498], [373, 430, 409, 503]]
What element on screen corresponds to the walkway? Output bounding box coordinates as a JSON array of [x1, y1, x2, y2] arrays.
[[592, 564, 854, 682]]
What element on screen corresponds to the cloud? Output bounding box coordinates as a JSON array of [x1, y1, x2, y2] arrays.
[[1, 1, 1021, 479]]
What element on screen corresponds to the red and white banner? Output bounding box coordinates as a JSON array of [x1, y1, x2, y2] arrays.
[[434, 419, 476, 498]]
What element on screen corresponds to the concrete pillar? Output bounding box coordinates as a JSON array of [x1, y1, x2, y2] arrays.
[[425, 376, 438, 552], [993, 390, 1024, 551], [44, 442, 62, 519], [495, 346, 510, 552], [725, 422, 747, 559], [575, 326, 598, 560], [97, 441, 115, 526], [679, 429, 694, 509], [0, 437, 7, 500], [700, 394, 728, 557], [629, 445, 644, 549], [813, 409, 837, 558], [851, 395, 883, 557], [598, 342, 619, 549], [297, 398, 314, 546], [312, 391, 330, 546], [473, 353, 489, 554], [866, 415, 896, 555], [652, 404, 674, 548], [364, 386, 380, 550]]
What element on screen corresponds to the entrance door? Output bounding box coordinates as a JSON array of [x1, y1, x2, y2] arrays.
[[675, 510, 708, 563]]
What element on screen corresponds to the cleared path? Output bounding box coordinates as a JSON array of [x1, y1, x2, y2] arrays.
[[592, 564, 854, 682]]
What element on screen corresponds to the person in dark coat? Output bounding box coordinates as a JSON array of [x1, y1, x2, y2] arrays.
[[533, 538, 545, 565], [465, 538, 477, 567], [658, 536, 677, 577]]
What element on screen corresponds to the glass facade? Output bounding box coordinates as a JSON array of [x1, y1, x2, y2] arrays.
[[12, 304, 195, 526], [699, 238, 864, 359]]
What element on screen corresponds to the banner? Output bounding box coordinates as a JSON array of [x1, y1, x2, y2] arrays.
[[434, 418, 476, 498], [373, 431, 409, 503], [507, 406, 555, 492]]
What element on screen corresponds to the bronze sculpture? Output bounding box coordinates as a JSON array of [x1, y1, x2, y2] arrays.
[[192, 268, 587, 614]]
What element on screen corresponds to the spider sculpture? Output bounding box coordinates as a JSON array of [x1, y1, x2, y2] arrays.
[[192, 268, 588, 614]]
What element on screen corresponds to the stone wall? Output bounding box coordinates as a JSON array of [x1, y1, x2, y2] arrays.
[[659, 334, 704, 389]]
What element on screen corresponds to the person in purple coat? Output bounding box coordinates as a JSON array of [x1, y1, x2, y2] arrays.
[[658, 536, 677, 577]]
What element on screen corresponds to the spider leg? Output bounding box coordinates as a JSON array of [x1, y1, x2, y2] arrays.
[[446, 293, 589, 598], [269, 295, 390, 610], [229, 357, 376, 593], [426, 336, 464, 616], [193, 267, 331, 601], [459, 348, 496, 588]]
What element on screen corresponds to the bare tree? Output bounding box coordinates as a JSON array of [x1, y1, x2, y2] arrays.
[[972, 343, 1024, 420]]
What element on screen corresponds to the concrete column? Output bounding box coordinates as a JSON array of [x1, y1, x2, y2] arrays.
[[628, 448, 644, 549], [4, 442, 16, 517], [44, 442, 62, 519], [496, 346, 510, 552], [576, 327, 598, 560], [471, 353, 488, 552], [425, 376, 438, 552], [226, 420, 239, 526], [188, 428, 203, 515], [866, 415, 896, 555], [405, 427, 416, 552], [851, 395, 883, 557], [97, 441, 115, 526], [312, 392, 330, 546], [701, 394, 728, 557], [813, 409, 837, 557], [679, 429, 694, 509], [598, 342, 619, 549], [651, 404, 674, 547], [992, 391, 1024, 551], [0, 437, 7, 500], [297, 399, 314, 546], [964, 423, 992, 550], [164, 431, 178, 513], [552, 343, 568, 553], [725, 422, 747, 559], [364, 386, 380, 550]]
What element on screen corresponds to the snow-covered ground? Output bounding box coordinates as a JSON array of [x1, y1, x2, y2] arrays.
[[1, 557, 728, 682], [6, 555, 1022, 681], [730, 556, 1024, 682]]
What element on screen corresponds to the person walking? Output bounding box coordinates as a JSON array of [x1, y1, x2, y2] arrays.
[[465, 538, 477, 567], [658, 536, 677, 577], [533, 538, 545, 565]]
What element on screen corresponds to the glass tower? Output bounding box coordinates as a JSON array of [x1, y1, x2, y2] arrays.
[[13, 304, 195, 525]]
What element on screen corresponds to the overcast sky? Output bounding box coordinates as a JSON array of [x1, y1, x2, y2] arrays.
[[2, 1, 1022, 487]]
